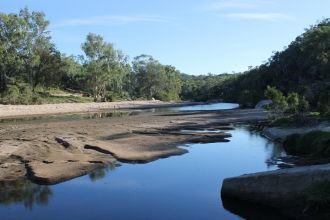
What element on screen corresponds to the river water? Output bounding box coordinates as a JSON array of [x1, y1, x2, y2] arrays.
[[0, 103, 286, 220]]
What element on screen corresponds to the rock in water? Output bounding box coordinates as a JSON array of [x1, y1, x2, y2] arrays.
[[221, 164, 330, 211]]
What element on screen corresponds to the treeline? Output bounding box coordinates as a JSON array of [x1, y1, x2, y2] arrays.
[[181, 19, 330, 112], [0, 8, 181, 104], [1, 8, 329, 109]]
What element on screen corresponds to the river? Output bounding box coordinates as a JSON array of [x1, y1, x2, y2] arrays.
[[0, 103, 285, 220]]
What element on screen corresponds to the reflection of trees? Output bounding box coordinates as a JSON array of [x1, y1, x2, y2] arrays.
[[89, 163, 117, 182], [86, 112, 130, 119], [265, 140, 288, 168], [221, 196, 291, 220], [0, 180, 52, 210]]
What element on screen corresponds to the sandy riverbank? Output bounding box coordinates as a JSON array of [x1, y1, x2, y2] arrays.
[[0, 100, 200, 119], [0, 108, 268, 184]]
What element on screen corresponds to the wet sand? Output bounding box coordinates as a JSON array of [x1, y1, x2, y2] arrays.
[[0, 108, 268, 184]]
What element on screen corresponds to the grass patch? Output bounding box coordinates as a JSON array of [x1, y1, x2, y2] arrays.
[[269, 116, 296, 127], [283, 131, 330, 157], [0, 87, 93, 105], [37, 94, 92, 104], [269, 113, 330, 127]]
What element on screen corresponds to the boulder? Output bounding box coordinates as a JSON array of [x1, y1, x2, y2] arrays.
[[221, 164, 330, 210], [255, 100, 272, 109]]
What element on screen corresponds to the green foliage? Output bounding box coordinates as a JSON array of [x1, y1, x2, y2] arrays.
[[183, 19, 330, 107], [298, 96, 310, 116], [283, 131, 330, 157], [0, 83, 41, 104], [317, 90, 330, 116], [2, 85, 20, 104], [286, 93, 300, 113], [264, 86, 311, 119], [269, 116, 297, 127], [180, 73, 232, 102], [82, 33, 130, 102], [265, 86, 288, 113], [18, 83, 33, 104], [0, 8, 329, 105], [132, 55, 181, 101], [36, 94, 92, 104]]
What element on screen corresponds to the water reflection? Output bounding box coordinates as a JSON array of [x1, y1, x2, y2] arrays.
[[0, 102, 239, 124], [0, 126, 288, 219], [0, 180, 52, 210], [88, 164, 117, 182], [221, 197, 291, 220], [175, 103, 239, 111], [84, 111, 130, 119]]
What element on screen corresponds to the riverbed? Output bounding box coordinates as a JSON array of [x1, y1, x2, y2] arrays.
[[0, 103, 283, 219]]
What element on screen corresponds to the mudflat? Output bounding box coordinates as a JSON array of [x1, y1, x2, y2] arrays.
[[0, 107, 268, 185]]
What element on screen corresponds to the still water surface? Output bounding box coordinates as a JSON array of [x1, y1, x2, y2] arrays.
[[0, 103, 240, 124], [0, 126, 285, 220], [175, 102, 239, 111]]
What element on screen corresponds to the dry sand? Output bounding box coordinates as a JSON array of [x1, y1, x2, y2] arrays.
[[0, 100, 197, 118]]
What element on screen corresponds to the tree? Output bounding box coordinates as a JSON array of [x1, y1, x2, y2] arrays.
[[286, 92, 299, 113], [0, 11, 26, 92], [297, 96, 310, 118], [19, 7, 53, 90], [82, 33, 129, 101], [61, 55, 86, 91], [132, 55, 182, 101], [317, 90, 330, 116], [265, 86, 288, 113], [132, 55, 162, 99]]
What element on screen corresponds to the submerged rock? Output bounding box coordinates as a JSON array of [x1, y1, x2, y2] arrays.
[[221, 164, 330, 217]]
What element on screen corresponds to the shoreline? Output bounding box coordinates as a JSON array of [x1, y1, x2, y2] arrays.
[[221, 119, 330, 218], [0, 108, 268, 185], [0, 100, 202, 119]]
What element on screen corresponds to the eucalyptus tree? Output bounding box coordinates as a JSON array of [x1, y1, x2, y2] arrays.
[[0, 7, 58, 92], [18, 7, 54, 89], [132, 55, 161, 99], [132, 55, 182, 101], [0, 11, 26, 92], [82, 33, 129, 101]]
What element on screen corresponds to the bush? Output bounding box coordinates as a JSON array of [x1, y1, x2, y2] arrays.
[[269, 116, 296, 127], [286, 92, 299, 113], [0, 83, 42, 105], [18, 83, 33, 104], [318, 91, 330, 116], [1, 85, 20, 104], [283, 131, 330, 157]]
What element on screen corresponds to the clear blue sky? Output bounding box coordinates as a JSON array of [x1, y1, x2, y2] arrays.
[[1, 0, 329, 75]]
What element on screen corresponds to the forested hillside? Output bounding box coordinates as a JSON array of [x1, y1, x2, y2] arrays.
[[181, 19, 330, 108], [0, 8, 329, 108]]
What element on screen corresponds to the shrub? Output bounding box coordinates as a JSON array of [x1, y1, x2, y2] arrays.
[[283, 131, 330, 157], [286, 92, 299, 113], [2, 85, 20, 104], [265, 86, 288, 113], [18, 83, 33, 104], [318, 91, 330, 116]]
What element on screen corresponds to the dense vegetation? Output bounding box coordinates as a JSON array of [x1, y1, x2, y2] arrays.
[[182, 19, 330, 111], [0, 8, 329, 108], [283, 131, 330, 157], [0, 8, 181, 103]]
